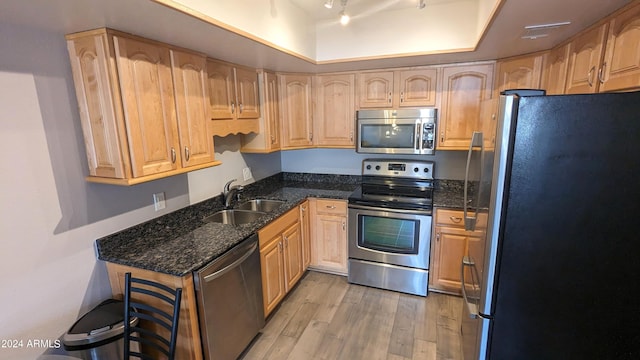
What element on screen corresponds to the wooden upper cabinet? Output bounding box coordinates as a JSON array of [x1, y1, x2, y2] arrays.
[[565, 23, 608, 94], [357, 68, 437, 108], [67, 32, 127, 179], [438, 63, 494, 150], [170, 50, 215, 168], [66, 29, 221, 185], [206, 59, 259, 136], [314, 74, 356, 147], [542, 44, 570, 95], [241, 70, 281, 153], [279, 73, 313, 149], [114, 36, 180, 178], [600, 2, 640, 92], [398, 68, 438, 107], [234, 67, 261, 118], [495, 53, 545, 93], [357, 71, 394, 108]]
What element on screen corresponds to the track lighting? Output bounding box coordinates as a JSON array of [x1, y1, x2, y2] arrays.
[[324, 0, 333, 9], [340, 11, 350, 25]]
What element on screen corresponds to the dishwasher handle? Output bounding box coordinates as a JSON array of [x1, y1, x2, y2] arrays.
[[202, 240, 258, 283]]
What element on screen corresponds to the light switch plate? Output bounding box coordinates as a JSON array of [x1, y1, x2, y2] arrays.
[[153, 192, 166, 211], [242, 167, 253, 181]]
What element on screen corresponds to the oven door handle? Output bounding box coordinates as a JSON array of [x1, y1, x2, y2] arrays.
[[348, 203, 432, 216]]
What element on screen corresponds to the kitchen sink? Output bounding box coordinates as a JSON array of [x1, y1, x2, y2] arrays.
[[203, 209, 266, 225], [236, 199, 285, 212]]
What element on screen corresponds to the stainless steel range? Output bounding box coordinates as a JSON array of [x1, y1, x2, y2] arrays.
[[348, 158, 434, 296]]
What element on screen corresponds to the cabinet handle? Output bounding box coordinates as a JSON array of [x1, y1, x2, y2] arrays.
[[171, 147, 176, 163], [231, 101, 236, 114], [342, 221, 346, 231], [301, 206, 306, 212], [598, 62, 607, 84], [184, 146, 190, 162], [450, 216, 463, 223], [400, 91, 404, 103], [326, 205, 336, 209], [271, 135, 276, 144], [388, 92, 392, 103], [436, 232, 441, 242], [284, 236, 288, 247], [587, 66, 596, 87], [350, 131, 353, 142], [239, 103, 244, 113], [441, 132, 444, 143], [278, 242, 283, 253], [309, 132, 313, 141]]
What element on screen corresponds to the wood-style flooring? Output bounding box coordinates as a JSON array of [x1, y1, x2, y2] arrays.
[[242, 271, 463, 360]]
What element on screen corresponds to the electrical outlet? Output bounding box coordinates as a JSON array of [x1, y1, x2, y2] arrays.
[[242, 167, 253, 181], [153, 192, 166, 211]]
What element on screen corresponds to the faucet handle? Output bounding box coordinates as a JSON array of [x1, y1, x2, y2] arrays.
[[223, 179, 238, 193]]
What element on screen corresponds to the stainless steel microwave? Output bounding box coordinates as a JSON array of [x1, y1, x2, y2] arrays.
[[356, 108, 437, 155]]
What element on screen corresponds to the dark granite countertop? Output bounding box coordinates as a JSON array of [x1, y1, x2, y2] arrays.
[[96, 173, 467, 277], [96, 173, 359, 276]]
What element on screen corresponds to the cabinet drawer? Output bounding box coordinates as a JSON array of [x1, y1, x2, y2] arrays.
[[258, 207, 299, 249], [435, 209, 488, 229], [314, 199, 347, 215]]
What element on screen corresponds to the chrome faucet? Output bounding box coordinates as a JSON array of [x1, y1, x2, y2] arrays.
[[222, 179, 244, 208]]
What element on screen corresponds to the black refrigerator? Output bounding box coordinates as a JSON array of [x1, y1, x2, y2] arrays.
[[460, 90, 640, 359]]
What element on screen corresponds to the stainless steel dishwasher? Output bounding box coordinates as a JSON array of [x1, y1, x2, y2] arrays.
[[194, 234, 265, 360]]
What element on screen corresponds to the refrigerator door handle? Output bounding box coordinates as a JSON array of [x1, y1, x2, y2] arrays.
[[464, 131, 484, 231], [461, 256, 480, 319]]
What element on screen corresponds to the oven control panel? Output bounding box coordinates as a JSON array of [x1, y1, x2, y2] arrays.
[[362, 159, 434, 179]]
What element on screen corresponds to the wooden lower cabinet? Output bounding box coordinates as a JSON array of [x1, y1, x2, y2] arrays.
[[258, 206, 303, 317], [308, 198, 348, 275], [105, 262, 203, 360], [429, 208, 487, 295], [299, 200, 311, 270]]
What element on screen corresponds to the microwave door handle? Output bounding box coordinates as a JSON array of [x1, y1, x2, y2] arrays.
[[464, 131, 484, 231], [415, 122, 421, 151]]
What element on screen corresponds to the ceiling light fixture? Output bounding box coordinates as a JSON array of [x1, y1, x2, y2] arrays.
[[418, 0, 426, 9], [340, 11, 350, 25], [339, 0, 349, 25], [324, 0, 333, 9]]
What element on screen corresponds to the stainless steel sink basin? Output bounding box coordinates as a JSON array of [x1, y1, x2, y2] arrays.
[[236, 199, 285, 212], [203, 209, 266, 225]]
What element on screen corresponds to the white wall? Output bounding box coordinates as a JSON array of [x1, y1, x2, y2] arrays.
[[315, 0, 479, 61], [281, 148, 469, 180], [172, 0, 317, 60], [0, 23, 279, 360]]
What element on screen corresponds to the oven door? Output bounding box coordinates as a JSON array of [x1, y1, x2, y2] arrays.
[[348, 204, 432, 270]]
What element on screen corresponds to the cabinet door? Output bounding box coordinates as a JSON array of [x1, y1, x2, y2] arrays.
[[260, 238, 285, 317], [311, 213, 348, 274], [206, 60, 235, 119], [438, 63, 494, 150], [279, 74, 313, 148], [565, 24, 608, 94], [265, 71, 281, 150], [67, 34, 127, 178], [543, 44, 570, 95], [430, 226, 484, 294], [398, 68, 438, 107], [495, 54, 544, 93], [113, 36, 180, 177], [600, 3, 640, 92], [357, 71, 394, 108], [283, 223, 303, 290], [234, 67, 260, 119], [170, 50, 215, 168], [299, 201, 311, 270], [314, 74, 356, 147]]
